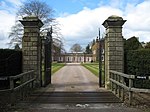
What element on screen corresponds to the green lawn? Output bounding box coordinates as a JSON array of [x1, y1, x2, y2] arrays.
[[81, 63, 105, 81], [52, 63, 66, 74]]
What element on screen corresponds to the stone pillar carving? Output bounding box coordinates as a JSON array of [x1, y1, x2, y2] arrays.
[[102, 15, 126, 89], [20, 16, 43, 87]]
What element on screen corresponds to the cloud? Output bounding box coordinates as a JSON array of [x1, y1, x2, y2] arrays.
[[123, 0, 150, 41], [0, 10, 15, 30], [0, 0, 150, 50], [0, 10, 15, 48], [57, 6, 123, 51], [5, 0, 23, 6], [57, 0, 150, 51], [124, 1, 150, 31], [0, 0, 22, 48], [57, 6, 123, 50], [0, 0, 23, 14]]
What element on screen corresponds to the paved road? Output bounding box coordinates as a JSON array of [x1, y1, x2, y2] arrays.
[[52, 63, 104, 92]]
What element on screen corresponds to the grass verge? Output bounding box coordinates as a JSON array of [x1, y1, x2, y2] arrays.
[[52, 63, 66, 74], [82, 63, 99, 76], [81, 63, 105, 81]]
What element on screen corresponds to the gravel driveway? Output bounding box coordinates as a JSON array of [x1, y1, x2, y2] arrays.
[[52, 63, 105, 92], [10, 63, 145, 112]]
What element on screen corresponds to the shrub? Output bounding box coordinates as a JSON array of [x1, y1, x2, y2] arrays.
[[0, 49, 22, 89], [124, 49, 150, 89]]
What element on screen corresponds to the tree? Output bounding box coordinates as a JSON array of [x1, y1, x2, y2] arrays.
[[8, 0, 61, 48], [124, 36, 143, 51], [14, 44, 21, 50], [70, 43, 83, 52], [92, 39, 95, 47], [85, 44, 92, 54], [17, 0, 53, 21], [8, 20, 23, 47], [145, 42, 150, 49]]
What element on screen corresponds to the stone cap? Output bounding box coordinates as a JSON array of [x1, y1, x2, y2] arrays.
[[20, 16, 44, 28], [23, 16, 39, 21], [102, 15, 126, 28], [107, 15, 123, 21]]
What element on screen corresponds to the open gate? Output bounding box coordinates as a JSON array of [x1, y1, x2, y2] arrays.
[[42, 28, 52, 87], [98, 29, 105, 87]]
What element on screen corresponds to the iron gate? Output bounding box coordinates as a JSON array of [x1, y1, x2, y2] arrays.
[[42, 29, 52, 87], [98, 28, 105, 87]]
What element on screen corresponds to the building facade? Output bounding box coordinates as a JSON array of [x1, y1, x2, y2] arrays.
[[55, 52, 93, 63], [52, 37, 105, 63], [91, 37, 104, 62]]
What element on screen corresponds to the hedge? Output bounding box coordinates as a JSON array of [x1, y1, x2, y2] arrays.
[[0, 49, 22, 89], [124, 49, 150, 89]]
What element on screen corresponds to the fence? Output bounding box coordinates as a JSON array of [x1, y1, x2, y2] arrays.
[[0, 70, 35, 105], [109, 70, 150, 105]]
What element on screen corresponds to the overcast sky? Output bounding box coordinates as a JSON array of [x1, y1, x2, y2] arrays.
[[0, 0, 150, 51]]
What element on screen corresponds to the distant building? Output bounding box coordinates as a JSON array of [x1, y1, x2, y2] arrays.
[[52, 37, 105, 63], [52, 44, 61, 61], [54, 52, 93, 63], [91, 37, 104, 62]]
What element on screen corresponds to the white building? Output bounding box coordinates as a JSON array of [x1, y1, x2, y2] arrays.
[[57, 52, 93, 63]]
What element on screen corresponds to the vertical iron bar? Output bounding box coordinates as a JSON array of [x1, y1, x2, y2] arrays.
[[99, 28, 102, 87], [103, 35, 105, 87], [44, 39, 47, 86], [40, 38, 42, 87], [49, 26, 52, 84]]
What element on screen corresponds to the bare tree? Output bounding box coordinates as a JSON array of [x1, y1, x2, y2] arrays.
[[8, 0, 62, 48], [8, 20, 23, 46], [70, 43, 83, 52]]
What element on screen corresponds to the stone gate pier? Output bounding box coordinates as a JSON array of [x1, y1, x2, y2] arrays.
[[20, 16, 43, 87], [102, 15, 126, 89]]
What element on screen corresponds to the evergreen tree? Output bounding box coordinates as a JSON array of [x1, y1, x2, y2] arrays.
[[124, 36, 143, 51], [85, 44, 92, 54], [145, 42, 150, 49], [92, 39, 95, 46]]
